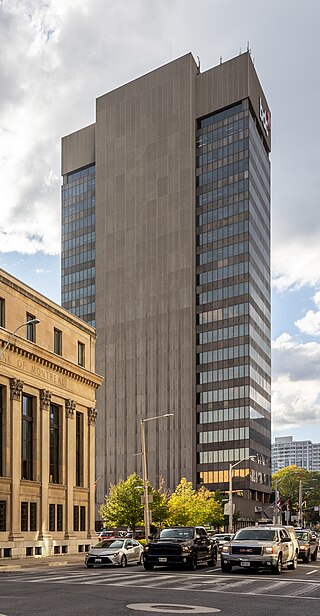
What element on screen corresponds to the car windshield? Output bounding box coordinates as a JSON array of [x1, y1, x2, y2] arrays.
[[158, 528, 194, 540], [296, 531, 309, 541], [94, 539, 124, 549], [234, 529, 277, 541]]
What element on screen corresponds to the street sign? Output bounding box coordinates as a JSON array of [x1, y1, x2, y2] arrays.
[[224, 503, 235, 516]]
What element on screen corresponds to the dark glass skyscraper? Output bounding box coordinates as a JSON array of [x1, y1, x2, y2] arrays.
[[61, 52, 271, 520]]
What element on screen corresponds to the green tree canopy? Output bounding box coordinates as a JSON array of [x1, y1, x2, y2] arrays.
[[99, 472, 144, 533], [272, 466, 320, 525], [167, 478, 223, 527]]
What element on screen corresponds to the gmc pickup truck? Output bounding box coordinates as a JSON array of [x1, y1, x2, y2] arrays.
[[143, 526, 218, 570]]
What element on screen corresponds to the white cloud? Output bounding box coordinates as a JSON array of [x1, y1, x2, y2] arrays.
[[295, 291, 320, 336], [272, 333, 320, 431]]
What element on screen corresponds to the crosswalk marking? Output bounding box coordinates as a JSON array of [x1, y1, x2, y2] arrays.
[[245, 580, 290, 594]]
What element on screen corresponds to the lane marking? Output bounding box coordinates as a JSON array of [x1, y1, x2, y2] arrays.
[[306, 570, 318, 575]]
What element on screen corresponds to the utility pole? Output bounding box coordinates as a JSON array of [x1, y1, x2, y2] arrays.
[[298, 480, 303, 527]]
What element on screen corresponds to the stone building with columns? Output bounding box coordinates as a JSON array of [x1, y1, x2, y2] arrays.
[[0, 269, 103, 559]]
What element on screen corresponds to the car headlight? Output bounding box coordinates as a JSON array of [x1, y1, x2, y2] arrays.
[[264, 547, 274, 554], [144, 546, 149, 552], [300, 544, 309, 550], [182, 546, 192, 553], [221, 546, 230, 554], [113, 552, 119, 556]]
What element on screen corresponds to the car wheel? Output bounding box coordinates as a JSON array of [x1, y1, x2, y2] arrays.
[[271, 555, 282, 575], [311, 548, 318, 562], [221, 561, 232, 573], [287, 553, 298, 570], [303, 551, 311, 563], [188, 554, 197, 571], [120, 555, 127, 568], [144, 562, 154, 571]]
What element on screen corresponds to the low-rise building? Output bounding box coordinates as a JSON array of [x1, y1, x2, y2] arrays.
[[0, 269, 103, 559]]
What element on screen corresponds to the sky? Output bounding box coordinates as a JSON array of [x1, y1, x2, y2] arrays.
[[1, 0, 320, 443]]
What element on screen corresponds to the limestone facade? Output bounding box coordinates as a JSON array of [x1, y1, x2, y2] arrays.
[[0, 269, 103, 559]]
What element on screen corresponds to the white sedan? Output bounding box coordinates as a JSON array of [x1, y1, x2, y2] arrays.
[[85, 538, 143, 568]]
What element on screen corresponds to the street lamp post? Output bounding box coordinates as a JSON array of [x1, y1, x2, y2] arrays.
[[140, 413, 173, 540], [228, 455, 256, 534], [0, 319, 40, 361], [298, 479, 316, 528]]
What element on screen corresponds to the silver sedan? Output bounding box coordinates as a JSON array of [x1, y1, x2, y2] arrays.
[[85, 538, 143, 568]]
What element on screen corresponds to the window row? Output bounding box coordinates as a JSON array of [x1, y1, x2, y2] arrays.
[[196, 198, 248, 227], [62, 267, 95, 288], [197, 282, 249, 305], [197, 240, 248, 266], [65, 302, 96, 320], [197, 219, 249, 247], [197, 323, 249, 345], [198, 405, 266, 425], [61, 284, 95, 304], [197, 260, 248, 286], [64, 164, 95, 184], [62, 232, 95, 251], [199, 426, 249, 444], [62, 199, 95, 219], [197, 364, 249, 384], [0, 501, 87, 533], [62, 249, 95, 269], [19, 395, 85, 484], [62, 215, 95, 235], [197, 178, 249, 199], [199, 468, 250, 484], [199, 447, 249, 464], [198, 102, 244, 129], [197, 135, 249, 164], [197, 159, 249, 187], [197, 302, 249, 325], [198, 386, 249, 405], [198, 344, 249, 365]]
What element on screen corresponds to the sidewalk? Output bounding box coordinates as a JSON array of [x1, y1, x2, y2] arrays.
[[0, 552, 85, 571]]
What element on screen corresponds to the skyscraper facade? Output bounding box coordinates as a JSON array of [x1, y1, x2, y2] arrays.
[[272, 436, 320, 473], [61, 52, 272, 519]]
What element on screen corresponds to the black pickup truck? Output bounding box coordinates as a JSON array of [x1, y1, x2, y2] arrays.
[[143, 526, 218, 570]]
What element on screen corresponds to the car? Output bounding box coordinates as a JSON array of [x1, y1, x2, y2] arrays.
[[295, 529, 318, 562], [98, 529, 116, 542], [212, 533, 234, 552], [85, 538, 143, 568], [143, 526, 218, 571], [220, 525, 299, 574]]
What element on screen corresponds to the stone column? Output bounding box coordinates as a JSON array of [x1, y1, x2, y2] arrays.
[[9, 378, 24, 542], [38, 390, 52, 542], [64, 399, 76, 540], [87, 408, 97, 539]]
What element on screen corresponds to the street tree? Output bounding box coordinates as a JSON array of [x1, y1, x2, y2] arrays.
[[272, 466, 320, 525], [167, 478, 223, 527], [99, 473, 144, 535]]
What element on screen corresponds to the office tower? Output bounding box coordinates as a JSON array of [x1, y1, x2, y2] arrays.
[[61, 52, 272, 518], [272, 436, 320, 473]]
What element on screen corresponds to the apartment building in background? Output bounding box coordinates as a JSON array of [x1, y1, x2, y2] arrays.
[[272, 436, 320, 473], [61, 51, 272, 520], [0, 269, 102, 559]]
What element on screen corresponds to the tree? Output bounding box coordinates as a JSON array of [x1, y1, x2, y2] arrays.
[[99, 473, 144, 534], [272, 466, 320, 525], [167, 478, 223, 527], [150, 487, 169, 528]]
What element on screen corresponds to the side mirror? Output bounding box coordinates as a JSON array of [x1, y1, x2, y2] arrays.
[[148, 535, 154, 540]]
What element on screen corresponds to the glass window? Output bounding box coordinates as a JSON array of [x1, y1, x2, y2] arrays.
[[50, 404, 60, 484], [76, 412, 83, 486], [21, 502, 28, 532], [57, 504, 63, 531], [80, 506, 86, 531], [26, 313, 37, 342], [74, 505, 79, 532], [54, 329, 62, 355], [78, 342, 85, 367], [30, 502, 37, 531], [22, 395, 34, 480], [0, 298, 5, 328], [0, 385, 4, 477], [49, 504, 55, 532], [0, 500, 6, 531]]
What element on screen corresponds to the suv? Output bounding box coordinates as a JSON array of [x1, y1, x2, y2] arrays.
[[221, 525, 299, 574], [143, 526, 218, 570], [295, 529, 319, 562]]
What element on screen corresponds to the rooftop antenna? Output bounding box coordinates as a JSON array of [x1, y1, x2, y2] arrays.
[[197, 56, 201, 74], [239, 47, 242, 55], [220, 55, 222, 64], [247, 41, 251, 54]]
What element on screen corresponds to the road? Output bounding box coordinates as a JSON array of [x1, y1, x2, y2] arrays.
[[0, 557, 320, 615]]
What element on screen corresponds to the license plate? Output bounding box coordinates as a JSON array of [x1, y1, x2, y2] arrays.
[[158, 557, 167, 562], [95, 558, 102, 563], [241, 561, 250, 567]]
